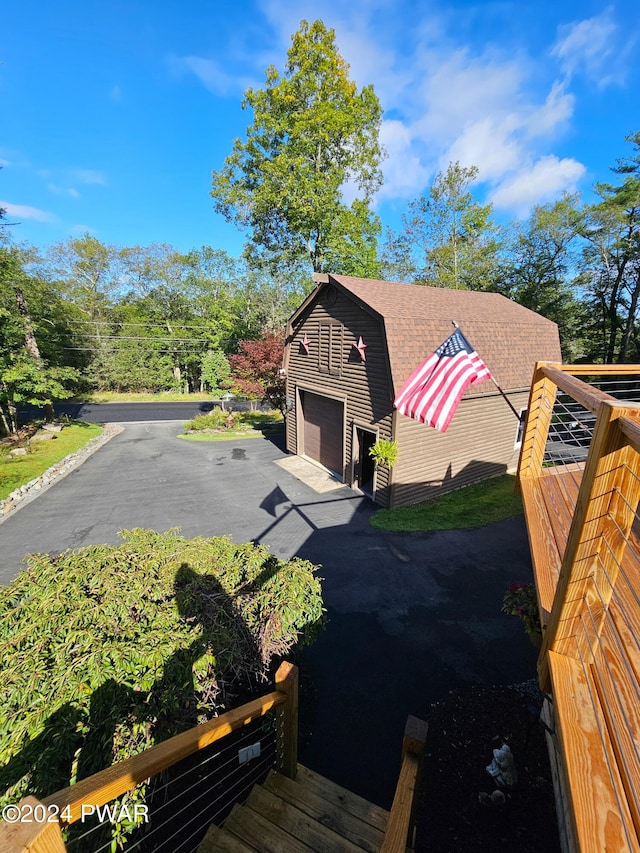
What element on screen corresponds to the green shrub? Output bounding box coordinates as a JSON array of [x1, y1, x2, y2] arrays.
[[0, 529, 324, 840], [184, 409, 283, 432], [184, 409, 238, 431]]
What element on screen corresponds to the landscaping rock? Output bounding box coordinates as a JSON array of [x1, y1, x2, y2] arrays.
[[42, 423, 64, 433], [32, 432, 56, 441], [9, 448, 29, 456]]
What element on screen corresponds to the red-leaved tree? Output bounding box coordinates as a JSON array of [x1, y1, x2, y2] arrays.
[[229, 331, 286, 413]]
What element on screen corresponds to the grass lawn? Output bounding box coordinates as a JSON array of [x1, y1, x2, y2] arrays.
[[68, 391, 220, 403], [0, 422, 103, 501], [370, 473, 523, 531], [178, 430, 270, 442]]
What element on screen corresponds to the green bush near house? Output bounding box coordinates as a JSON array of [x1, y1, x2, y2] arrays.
[[0, 529, 324, 843], [370, 474, 523, 531]]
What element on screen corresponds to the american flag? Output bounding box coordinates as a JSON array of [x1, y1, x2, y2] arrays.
[[394, 328, 492, 432]]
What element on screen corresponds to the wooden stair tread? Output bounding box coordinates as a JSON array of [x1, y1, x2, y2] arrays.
[[199, 823, 257, 852], [197, 765, 391, 852], [262, 769, 384, 852], [547, 650, 640, 852], [224, 802, 317, 853], [246, 783, 366, 852], [295, 764, 389, 833]]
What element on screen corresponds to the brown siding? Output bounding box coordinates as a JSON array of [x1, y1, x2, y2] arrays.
[[390, 390, 529, 508], [285, 287, 394, 505]]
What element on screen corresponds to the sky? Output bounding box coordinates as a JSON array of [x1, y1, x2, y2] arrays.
[[1, 0, 638, 259]]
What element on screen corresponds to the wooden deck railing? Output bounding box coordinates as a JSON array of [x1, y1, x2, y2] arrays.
[[0, 661, 298, 853], [0, 658, 426, 852], [518, 362, 640, 853], [381, 716, 428, 852]]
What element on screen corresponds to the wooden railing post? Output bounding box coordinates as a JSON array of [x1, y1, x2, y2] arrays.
[[0, 796, 67, 852], [274, 661, 298, 780], [518, 362, 560, 481], [381, 716, 428, 852], [538, 400, 640, 692]]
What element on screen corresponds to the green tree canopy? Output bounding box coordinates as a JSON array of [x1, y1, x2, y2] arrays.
[[400, 162, 502, 290], [211, 19, 384, 275]]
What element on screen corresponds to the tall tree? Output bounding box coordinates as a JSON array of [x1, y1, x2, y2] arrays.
[[211, 19, 384, 275], [38, 233, 122, 322], [580, 132, 640, 363], [500, 194, 586, 360], [401, 162, 501, 289], [0, 247, 78, 433]]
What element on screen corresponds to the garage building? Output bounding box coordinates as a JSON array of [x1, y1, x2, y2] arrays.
[[283, 274, 561, 508]]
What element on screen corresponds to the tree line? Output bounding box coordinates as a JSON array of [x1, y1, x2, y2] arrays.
[[0, 240, 303, 433], [1, 18, 640, 434]]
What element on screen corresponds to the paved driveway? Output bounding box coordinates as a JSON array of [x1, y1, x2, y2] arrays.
[[0, 421, 537, 807]]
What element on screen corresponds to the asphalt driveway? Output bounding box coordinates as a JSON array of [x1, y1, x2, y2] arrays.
[[0, 421, 538, 807]]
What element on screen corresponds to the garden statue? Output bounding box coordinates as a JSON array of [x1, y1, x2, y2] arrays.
[[486, 742, 517, 788]]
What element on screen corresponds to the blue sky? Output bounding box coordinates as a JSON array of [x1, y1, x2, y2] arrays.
[[1, 0, 638, 258]]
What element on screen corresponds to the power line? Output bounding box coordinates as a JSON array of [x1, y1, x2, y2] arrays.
[[63, 319, 231, 331], [72, 335, 213, 342]]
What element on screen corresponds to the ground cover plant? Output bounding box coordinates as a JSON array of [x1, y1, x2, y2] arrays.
[[370, 474, 523, 532], [0, 421, 103, 500], [179, 409, 283, 441], [0, 529, 324, 846]]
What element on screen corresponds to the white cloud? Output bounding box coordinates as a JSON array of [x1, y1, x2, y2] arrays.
[[193, 0, 591, 214], [109, 85, 122, 102], [0, 201, 55, 222], [70, 169, 106, 186], [170, 55, 256, 97], [552, 8, 627, 87], [47, 183, 80, 199], [377, 120, 431, 200], [489, 155, 586, 215]]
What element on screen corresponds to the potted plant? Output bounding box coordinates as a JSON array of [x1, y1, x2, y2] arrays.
[[502, 582, 542, 646], [368, 439, 399, 469]]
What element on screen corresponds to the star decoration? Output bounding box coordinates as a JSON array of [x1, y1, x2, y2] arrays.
[[301, 333, 311, 355], [354, 336, 367, 362]]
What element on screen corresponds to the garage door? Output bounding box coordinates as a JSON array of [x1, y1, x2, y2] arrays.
[[302, 392, 344, 476]]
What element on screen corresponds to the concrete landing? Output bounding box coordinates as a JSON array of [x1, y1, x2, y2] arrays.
[[274, 455, 345, 493]]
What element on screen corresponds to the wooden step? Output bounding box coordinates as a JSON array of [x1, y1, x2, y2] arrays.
[[262, 769, 384, 851], [246, 784, 365, 852], [197, 765, 390, 853], [199, 823, 256, 852], [224, 801, 316, 853], [295, 764, 389, 833]]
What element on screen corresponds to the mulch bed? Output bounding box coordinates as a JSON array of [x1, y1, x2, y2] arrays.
[[414, 682, 561, 852]]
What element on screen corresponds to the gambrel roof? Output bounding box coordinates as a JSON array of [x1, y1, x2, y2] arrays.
[[292, 274, 561, 395]]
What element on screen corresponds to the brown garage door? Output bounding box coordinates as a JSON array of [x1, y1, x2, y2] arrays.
[[302, 392, 344, 476]]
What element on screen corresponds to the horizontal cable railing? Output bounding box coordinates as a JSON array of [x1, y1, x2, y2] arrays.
[[63, 714, 278, 853], [0, 662, 298, 853], [518, 362, 640, 850]]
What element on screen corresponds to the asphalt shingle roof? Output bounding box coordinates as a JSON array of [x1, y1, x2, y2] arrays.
[[328, 275, 561, 394]]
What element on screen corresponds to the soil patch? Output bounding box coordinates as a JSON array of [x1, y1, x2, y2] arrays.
[[414, 681, 560, 852]]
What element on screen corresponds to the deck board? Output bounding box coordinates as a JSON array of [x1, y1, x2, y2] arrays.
[[548, 651, 639, 852], [520, 465, 584, 622], [592, 620, 640, 840]]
